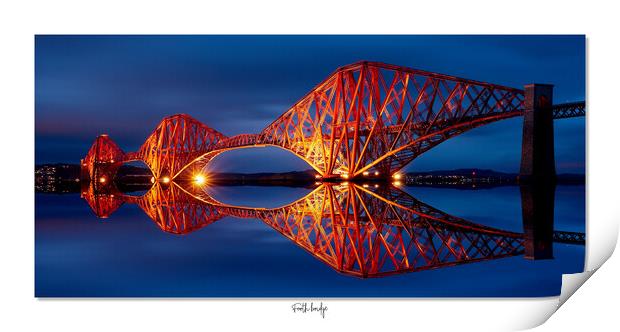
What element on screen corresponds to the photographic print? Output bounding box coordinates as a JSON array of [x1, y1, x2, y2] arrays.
[[35, 35, 586, 298]]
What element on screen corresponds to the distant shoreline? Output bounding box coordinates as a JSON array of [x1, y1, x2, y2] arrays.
[[35, 163, 584, 194]]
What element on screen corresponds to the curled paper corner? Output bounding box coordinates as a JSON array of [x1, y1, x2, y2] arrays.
[[537, 231, 619, 328], [520, 235, 618, 330], [508, 298, 561, 331], [557, 269, 596, 308], [512, 271, 597, 330]]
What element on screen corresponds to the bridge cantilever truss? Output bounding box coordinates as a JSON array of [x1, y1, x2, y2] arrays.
[[553, 230, 586, 244], [552, 101, 586, 119], [81, 61, 586, 183]]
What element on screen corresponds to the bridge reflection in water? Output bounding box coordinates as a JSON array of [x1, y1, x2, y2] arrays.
[[81, 181, 584, 278]]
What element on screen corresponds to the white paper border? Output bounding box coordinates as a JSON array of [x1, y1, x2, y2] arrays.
[[1, 1, 618, 331]]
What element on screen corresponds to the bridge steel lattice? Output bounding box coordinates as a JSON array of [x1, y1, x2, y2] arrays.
[[81, 61, 585, 183], [82, 181, 529, 277], [81, 181, 587, 277]]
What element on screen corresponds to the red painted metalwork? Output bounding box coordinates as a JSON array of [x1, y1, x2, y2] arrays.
[[79, 181, 124, 219], [130, 114, 227, 179], [134, 183, 224, 234], [81, 61, 585, 182], [253, 62, 526, 178], [81, 182, 224, 233], [82, 181, 527, 277], [81, 134, 125, 185]]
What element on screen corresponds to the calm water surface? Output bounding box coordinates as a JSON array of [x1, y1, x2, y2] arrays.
[[35, 184, 585, 297]]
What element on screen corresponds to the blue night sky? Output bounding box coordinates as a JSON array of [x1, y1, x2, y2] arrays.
[[35, 35, 585, 173]]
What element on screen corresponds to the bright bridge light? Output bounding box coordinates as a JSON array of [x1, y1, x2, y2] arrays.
[[193, 174, 207, 186], [393, 173, 402, 180], [161, 176, 171, 184], [99, 177, 106, 183]]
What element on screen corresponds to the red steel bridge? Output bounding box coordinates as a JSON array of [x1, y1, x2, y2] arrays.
[[81, 181, 585, 277], [81, 61, 586, 184]]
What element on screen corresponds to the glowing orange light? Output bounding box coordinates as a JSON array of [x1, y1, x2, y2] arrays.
[[161, 176, 171, 184], [393, 181, 402, 186], [393, 173, 402, 180], [99, 177, 106, 183], [341, 173, 349, 179], [363, 171, 369, 176], [315, 174, 321, 179], [193, 174, 207, 186], [374, 171, 380, 176], [150, 177, 155, 184]]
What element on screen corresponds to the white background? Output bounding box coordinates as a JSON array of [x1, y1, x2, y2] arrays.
[[0, 0, 618, 331]]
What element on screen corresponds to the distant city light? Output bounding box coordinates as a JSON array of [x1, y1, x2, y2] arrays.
[[374, 171, 379, 176]]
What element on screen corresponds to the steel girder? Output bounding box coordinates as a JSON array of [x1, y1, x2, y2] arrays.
[[133, 114, 227, 179], [82, 62, 585, 181], [552, 101, 586, 119], [81, 134, 126, 184], [552, 230, 586, 244], [256, 62, 526, 178]]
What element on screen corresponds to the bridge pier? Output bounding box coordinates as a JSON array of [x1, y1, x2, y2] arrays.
[[520, 182, 555, 259], [518, 84, 556, 260], [519, 84, 556, 183]]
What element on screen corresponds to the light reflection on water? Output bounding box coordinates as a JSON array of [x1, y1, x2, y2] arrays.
[[35, 183, 584, 297]]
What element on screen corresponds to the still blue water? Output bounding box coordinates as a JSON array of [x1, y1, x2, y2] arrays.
[[35, 185, 585, 297]]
